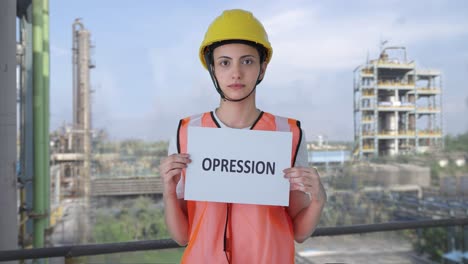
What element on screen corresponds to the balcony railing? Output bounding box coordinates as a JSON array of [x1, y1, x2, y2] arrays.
[[411, 87, 441, 94], [1, 218, 467, 262], [377, 80, 415, 88], [376, 130, 443, 138], [417, 107, 441, 113]]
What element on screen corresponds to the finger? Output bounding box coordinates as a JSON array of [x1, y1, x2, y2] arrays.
[[161, 153, 190, 163], [283, 167, 316, 175], [290, 183, 309, 192], [288, 176, 313, 186], [163, 168, 183, 182], [312, 166, 321, 175], [286, 170, 322, 182], [284, 170, 305, 178], [284, 170, 316, 180], [162, 162, 188, 175], [166, 155, 192, 164], [160, 156, 191, 172]]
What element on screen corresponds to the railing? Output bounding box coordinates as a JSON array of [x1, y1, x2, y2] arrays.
[[361, 117, 373, 123], [91, 177, 163, 196], [377, 80, 415, 87], [414, 87, 441, 94], [361, 146, 375, 151], [362, 91, 374, 97], [361, 69, 373, 75], [375, 60, 415, 68], [417, 107, 441, 113], [378, 131, 414, 136], [1, 218, 467, 262], [374, 131, 443, 138], [417, 130, 443, 137]]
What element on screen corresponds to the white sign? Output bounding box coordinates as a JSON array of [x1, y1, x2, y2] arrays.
[[185, 126, 292, 206]]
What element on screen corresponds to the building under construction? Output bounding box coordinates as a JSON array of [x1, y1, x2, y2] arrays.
[[353, 46, 443, 159]]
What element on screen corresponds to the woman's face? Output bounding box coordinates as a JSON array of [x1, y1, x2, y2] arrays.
[[212, 43, 267, 101]]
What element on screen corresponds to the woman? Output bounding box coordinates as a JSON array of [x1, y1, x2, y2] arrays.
[[159, 9, 326, 263]]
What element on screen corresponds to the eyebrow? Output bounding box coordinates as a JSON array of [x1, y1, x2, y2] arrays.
[[216, 55, 256, 60]]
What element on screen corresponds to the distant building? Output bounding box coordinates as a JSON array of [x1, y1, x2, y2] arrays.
[[353, 46, 443, 159], [306, 141, 351, 166]]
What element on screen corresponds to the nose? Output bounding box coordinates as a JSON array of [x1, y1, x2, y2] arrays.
[[231, 62, 242, 80]]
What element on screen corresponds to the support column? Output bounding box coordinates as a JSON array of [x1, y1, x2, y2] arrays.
[[0, 1, 19, 263], [33, 0, 47, 251], [19, 5, 36, 248], [43, 0, 51, 234]]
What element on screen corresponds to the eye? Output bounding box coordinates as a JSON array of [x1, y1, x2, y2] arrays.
[[242, 58, 254, 65], [219, 60, 230, 67]]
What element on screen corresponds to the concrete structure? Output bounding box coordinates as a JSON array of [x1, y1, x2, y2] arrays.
[[353, 46, 443, 159], [91, 177, 163, 196], [348, 163, 431, 189], [0, 0, 19, 258], [440, 175, 468, 197]]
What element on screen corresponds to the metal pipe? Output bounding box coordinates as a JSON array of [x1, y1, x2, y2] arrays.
[[72, 20, 93, 243], [24, 5, 35, 247], [18, 13, 28, 252], [0, 0, 19, 260], [54, 166, 60, 206], [72, 19, 84, 137], [72, 21, 78, 132], [32, 0, 46, 250], [42, 0, 51, 233], [18, 2, 35, 248]]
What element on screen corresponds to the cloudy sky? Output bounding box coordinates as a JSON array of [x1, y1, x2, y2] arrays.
[[48, 0, 468, 142]]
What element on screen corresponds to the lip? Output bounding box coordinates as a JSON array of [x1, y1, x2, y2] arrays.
[[228, 83, 245, 88]]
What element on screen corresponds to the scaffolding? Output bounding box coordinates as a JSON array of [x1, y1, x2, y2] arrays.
[[353, 46, 443, 159]]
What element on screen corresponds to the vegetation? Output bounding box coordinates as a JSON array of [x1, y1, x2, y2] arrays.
[[413, 227, 448, 262], [444, 132, 468, 152], [401, 225, 465, 263], [88, 196, 183, 263]]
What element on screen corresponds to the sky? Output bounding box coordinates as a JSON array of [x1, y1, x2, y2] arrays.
[[47, 0, 468, 142]]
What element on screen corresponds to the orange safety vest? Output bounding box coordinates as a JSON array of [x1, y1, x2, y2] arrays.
[[177, 111, 302, 264]]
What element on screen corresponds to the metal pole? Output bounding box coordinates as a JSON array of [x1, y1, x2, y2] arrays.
[[33, 0, 46, 252], [54, 167, 60, 206], [19, 12, 27, 252], [0, 1, 19, 263], [463, 225, 468, 264], [18, 1, 35, 249], [42, 0, 51, 235], [23, 5, 36, 248]]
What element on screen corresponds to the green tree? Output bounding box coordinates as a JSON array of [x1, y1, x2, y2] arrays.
[[444, 132, 468, 152], [413, 227, 447, 262], [91, 197, 183, 263]]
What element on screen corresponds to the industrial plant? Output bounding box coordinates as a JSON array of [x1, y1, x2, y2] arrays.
[[50, 19, 95, 200], [1, 1, 467, 263], [353, 46, 443, 159]]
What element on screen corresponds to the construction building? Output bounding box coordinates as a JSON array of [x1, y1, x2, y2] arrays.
[[353, 46, 443, 159]]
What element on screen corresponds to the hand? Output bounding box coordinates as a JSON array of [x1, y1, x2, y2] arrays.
[[159, 153, 191, 197], [283, 166, 324, 202]]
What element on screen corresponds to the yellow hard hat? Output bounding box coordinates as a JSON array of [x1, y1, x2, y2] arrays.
[[199, 9, 273, 70]]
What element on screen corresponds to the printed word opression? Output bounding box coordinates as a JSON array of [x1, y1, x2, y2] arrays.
[[201, 158, 276, 175]]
